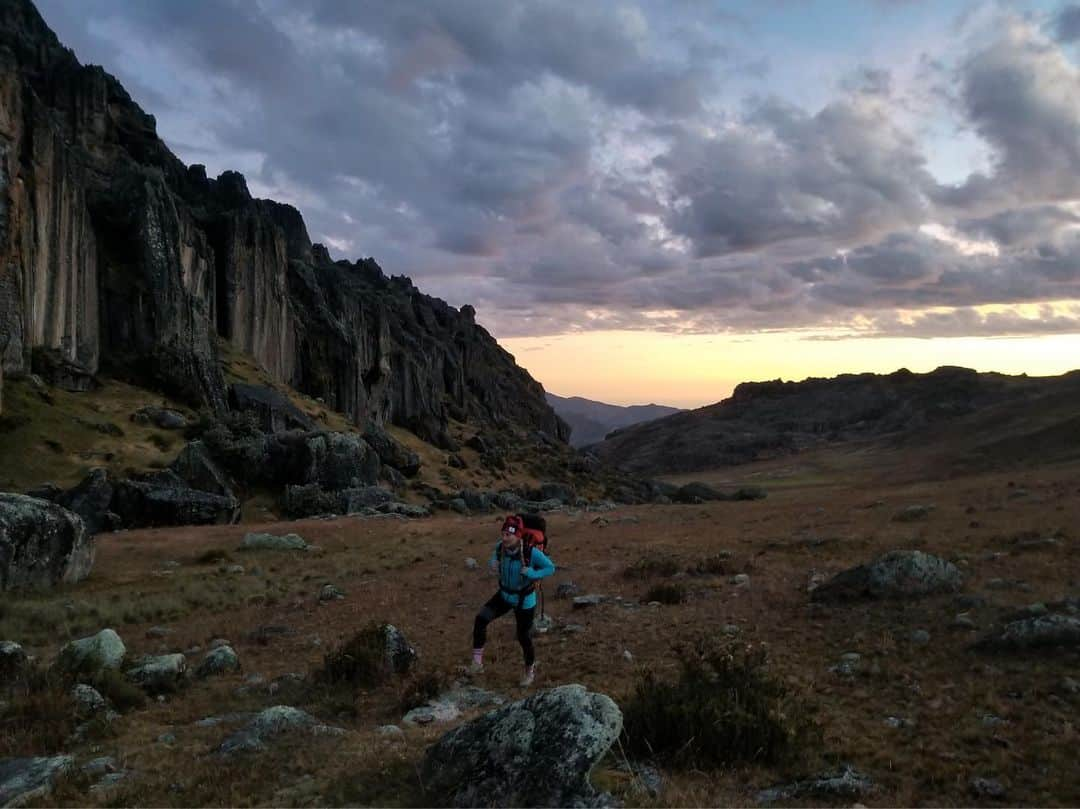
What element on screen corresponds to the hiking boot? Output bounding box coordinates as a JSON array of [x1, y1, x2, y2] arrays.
[[519, 664, 536, 687], [466, 660, 484, 675]]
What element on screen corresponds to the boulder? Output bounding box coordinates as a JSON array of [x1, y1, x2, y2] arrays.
[[54, 469, 117, 536], [757, 766, 874, 805], [403, 686, 504, 727], [344, 486, 395, 511], [421, 684, 622, 808], [308, 432, 381, 491], [54, 629, 126, 678], [536, 482, 575, 504], [131, 406, 187, 430], [110, 479, 239, 528], [458, 489, 492, 512], [125, 653, 186, 693], [283, 484, 341, 518], [240, 532, 308, 552], [0, 642, 28, 683], [493, 491, 525, 512], [363, 423, 421, 477], [170, 441, 235, 497], [71, 684, 107, 717], [218, 706, 344, 755], [229, 383, 315, 433], [974, 614, 1080, 652], [811, 550, 962, 602], [383, 624, 417, 675], [196, 646, 240, 678], [0, 755, 74, 807], [0, 494, 94, 591]]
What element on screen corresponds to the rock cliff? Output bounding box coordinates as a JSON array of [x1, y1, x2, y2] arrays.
[[0, 0, 567, 445]]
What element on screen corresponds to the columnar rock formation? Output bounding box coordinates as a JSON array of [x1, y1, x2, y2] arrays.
[[0, 0, 567, 444]]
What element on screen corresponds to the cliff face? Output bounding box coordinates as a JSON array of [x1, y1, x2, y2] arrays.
[[0, 0, 567, 443]]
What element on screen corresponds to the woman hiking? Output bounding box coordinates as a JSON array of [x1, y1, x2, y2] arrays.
[[469, 514, 556, 686]]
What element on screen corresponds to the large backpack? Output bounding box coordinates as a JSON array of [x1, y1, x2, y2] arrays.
[[498, 513, 549, 615]]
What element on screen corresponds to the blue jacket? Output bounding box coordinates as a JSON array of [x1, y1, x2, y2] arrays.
[[490, 542, 555, 609]]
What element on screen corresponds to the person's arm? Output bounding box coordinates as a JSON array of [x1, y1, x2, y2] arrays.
[[523, 548, 555, 580], [488, 541, 500, 572]]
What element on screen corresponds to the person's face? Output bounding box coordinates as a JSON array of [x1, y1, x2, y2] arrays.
[[502, 531, 520, 553]]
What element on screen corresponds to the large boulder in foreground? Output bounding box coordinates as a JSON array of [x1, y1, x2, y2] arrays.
[[811, 550, 962, 602], [0, 755, 74, 807], [218, 706, 344, 755], [0, 494, 93, 591], [421, 684, 622, 808], [111, 477, 240, 528]]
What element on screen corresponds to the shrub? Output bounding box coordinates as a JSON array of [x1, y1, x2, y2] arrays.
[[644, 583, 685, 604], [0, 668, 77, 756], [624, 554, 681, 580], [687, 554, 732, 576], [91, 669, 146, 713], [621, 639, 818, 769], [195, 548, 231, 565], [399, 669, 448, 713], [315, 624, 390, 688]]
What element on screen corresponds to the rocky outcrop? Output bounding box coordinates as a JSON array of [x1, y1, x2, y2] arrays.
[[0, 493, 93, 590], [110, 476, 239, 528], [421, 684, 622, 808], [0, 756, 74, 807], [0, 0, 567, 448], [228, 383, 313, 433]]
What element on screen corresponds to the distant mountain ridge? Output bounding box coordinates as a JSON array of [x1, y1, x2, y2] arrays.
[[546, 393, 683, 447], [590, 366, 1080, 475]]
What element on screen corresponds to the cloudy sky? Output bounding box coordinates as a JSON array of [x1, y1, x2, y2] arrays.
[[37, 0, 1080, 405]]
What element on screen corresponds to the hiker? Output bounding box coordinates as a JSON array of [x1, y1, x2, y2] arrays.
[[469, 514, 555, 686]]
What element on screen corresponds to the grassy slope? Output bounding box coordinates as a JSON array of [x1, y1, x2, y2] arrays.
[[1, 456, 1077, 806]]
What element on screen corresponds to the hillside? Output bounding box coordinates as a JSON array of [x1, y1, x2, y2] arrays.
[[591, 366, 1080, 476], [546, 393, 682, 447], [0, 0, 566, 448]]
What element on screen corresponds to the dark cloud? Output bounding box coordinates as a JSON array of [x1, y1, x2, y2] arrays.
[[30, 0, 1080, 342]]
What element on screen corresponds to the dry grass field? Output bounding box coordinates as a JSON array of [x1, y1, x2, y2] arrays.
[[2, 439, 1078, 806]]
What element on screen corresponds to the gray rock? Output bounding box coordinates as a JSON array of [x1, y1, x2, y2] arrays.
[[376, 501, 430, 518], [757, 766, 874, 804], [318, 584, 345, 602], [532, 615, 556, 635], [0, 642, 28, 683], [71, 684, 107, 717], [157, 733, 176, 745], [80, 756, 116, 777], [555, 581, 580, 599], [910, 629, 931, 645], [170, 441, 234, 498], [458, 489, 493, 512], [829, 653, 862, 677], [110, 477, 239, 528], [572, 594, 606, 610], [132, 406, 187, 430], [975, 614, 1080, 652], [125, 653, 186, 693], [218, 706, 344, 755], [196, 646, 240, 678], [226, 564, 245, 574], [449, 498, 468, 514], [493, 491, 525, 511], [420, 684, 622, 808], [464, 557, 479, 570], [145, 626, 172, 639], [970, 777, 1006, 798], [382, 625, 417, 674], [0, 494, 94, 591], [55, 629, 126, 677], [228, 383, 314, 434], [951, 613, 977, 630], [343, 485, 395, 512], [0, 756, 74, 807], [240, 532, 307, 551], [563, 624, 586, 634], [731, 573, 750, 588], [811, 550, 962, 602], [892, 504, 934, 522], [376, 724, 405, 739], [362, 423, 421, 477], [53, 469, 117, 536]]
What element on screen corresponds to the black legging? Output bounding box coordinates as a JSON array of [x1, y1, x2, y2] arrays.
[[473, 592, 535, 665]]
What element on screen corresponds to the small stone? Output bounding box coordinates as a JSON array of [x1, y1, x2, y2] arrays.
[[910, 629, 931, 645], [209, 638, 230, 650], [376, 724, 405, 739], [157, 733, 177, 745], [951, 613, 976, 630], [562, 624, 586, 634], [1060, 676, 1080, 695], [240, 532, 308, 552], [622, 650, 633, 662], [980, 714, 1007, 728], [555, 581, 580, 599], [731, 574, 750, 587], [829, 652, 861, 677], [464, 557, 478, 570], [970, 777, 1006, 798], [572, 594, 605, 609], [0, 642, 29, 682], [80, 757, 116, 777], [125, 653, 186, 693], [226, 564, 245, 575], [722, 624, 741, 636], [71, 684, 107, 717], [318, 583, 345, 602], [884, 716, 910, 729]]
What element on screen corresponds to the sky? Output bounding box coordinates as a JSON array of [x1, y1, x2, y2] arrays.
[[35, 0, 1080, 407]]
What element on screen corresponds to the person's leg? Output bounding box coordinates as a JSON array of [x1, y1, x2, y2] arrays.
[[514, 604, 536, 675], [471, 593, 511, 668]]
